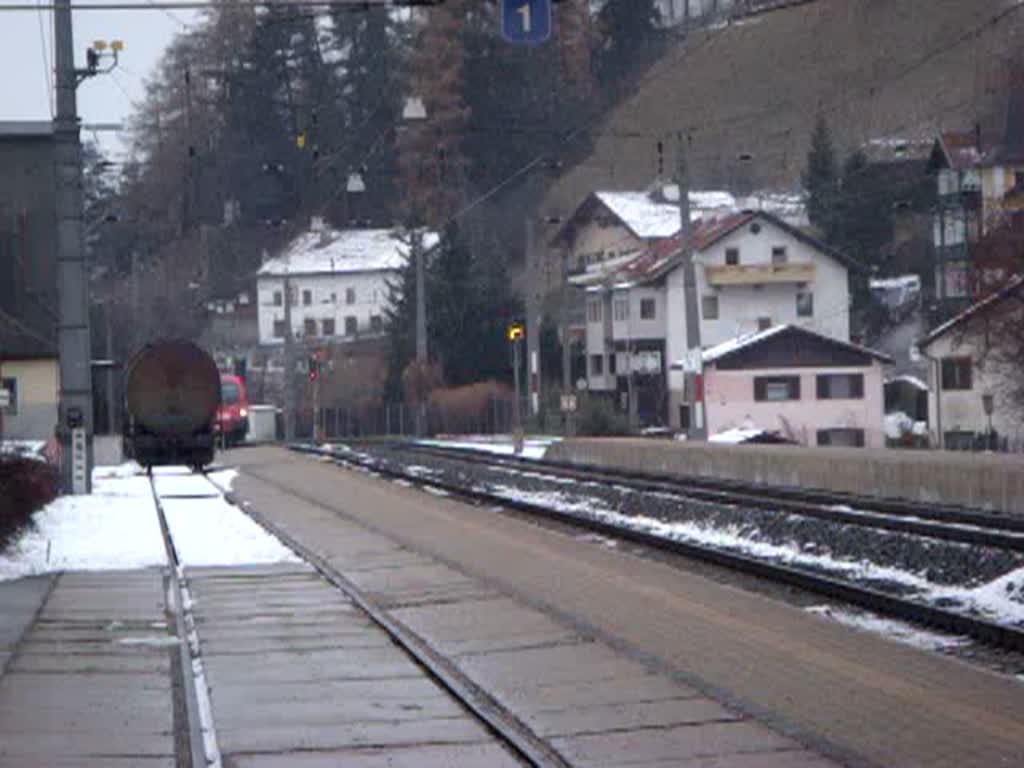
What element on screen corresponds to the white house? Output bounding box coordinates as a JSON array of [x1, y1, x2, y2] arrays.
[[256, 226, 438, 346], [573, 210, 855, 427], [917, 274, 1024, 449]]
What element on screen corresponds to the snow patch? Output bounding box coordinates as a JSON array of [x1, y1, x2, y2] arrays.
[[806, 605, 971, 652], [0, 471, 166, 580], [418, 435, 561, 460]]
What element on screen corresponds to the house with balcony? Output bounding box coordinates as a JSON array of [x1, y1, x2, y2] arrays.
[[256, 225, 438, 346], [573, 210, 854, 428]]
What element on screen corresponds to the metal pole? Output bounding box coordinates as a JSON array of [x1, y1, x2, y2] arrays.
[[414, 229, 427, 363], [513, 339, 522, 437], [676, 133, 704, 439], [54, 0, 94, 493], [283, 271, 296, 441], [525, 214, 541, 418], [105, 302, 116, 433]]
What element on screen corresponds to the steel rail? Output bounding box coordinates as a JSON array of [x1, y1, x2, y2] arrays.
[[292, 444, 1024, 653], [199, 471, 570, 768], [148, 477, 217, 768], [399, 443, 1024, 550]]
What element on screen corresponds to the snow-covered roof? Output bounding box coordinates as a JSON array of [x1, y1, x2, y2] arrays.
[[708, 428, 769, 445], [918, 274, 1024, 348], [701, 325, 789, 364], [594, 188, 738, 240], [700, 324, 893, 366], [887, 374, 928, 391], [870, 275, 921, 290], [258, 228, 440, 277]]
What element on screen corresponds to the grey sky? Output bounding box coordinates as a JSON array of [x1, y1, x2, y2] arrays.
[[0, 3, 196, 156]]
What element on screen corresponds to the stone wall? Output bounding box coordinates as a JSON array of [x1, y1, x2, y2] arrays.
[[546, 438, 1024, 515]]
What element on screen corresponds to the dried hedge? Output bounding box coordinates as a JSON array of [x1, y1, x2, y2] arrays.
[[0, 457, 59, 549]]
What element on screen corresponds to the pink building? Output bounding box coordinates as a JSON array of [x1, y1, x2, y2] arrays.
[[701, 325, 892, 448]]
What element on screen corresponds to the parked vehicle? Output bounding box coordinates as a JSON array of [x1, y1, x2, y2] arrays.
[[217, 374, 250, 447], [124, 340, 221, 471]]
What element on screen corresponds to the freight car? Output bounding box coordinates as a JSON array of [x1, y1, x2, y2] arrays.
[[124, 340, 221, 471]]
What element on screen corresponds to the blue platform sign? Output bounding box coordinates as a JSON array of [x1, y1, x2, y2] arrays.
[[501, 0, 552, 45]]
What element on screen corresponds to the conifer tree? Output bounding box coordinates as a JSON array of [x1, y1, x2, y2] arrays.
[[802, 114, 840, 237]]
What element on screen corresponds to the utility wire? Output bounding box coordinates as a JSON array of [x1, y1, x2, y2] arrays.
[[35, 0, 53, 117]]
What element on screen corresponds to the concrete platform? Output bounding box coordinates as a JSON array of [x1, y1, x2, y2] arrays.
[[227, 446, 1024, 768], [0, 570, 176, 767], [187, 563, 521, 766], [229, 448, 840, 768]]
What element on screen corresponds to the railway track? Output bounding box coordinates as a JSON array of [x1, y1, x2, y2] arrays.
[[402, 443, 1024, 552], [149, 470, 570, 768], [291, 443, 1024, 653]]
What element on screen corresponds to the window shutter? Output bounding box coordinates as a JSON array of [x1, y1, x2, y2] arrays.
[[754, 378, 766, 401], [791, 376, 801, 400], [962, 360, 972, 390], [852, 374, 864, 399], [816, 375, 828, 399]]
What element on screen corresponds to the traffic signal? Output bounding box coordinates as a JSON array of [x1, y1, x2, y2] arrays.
[[507, 322, 525, 342], [308, 356, 319, 382]]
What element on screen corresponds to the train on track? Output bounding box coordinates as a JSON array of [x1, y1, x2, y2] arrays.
[[124, 340, 224, 471]]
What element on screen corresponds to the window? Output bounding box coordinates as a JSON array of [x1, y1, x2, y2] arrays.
[[346, 287, 356, 305], [273, 319, 286, 338], [587, 298, 603, 324], [330, 292, 337, 304], [941, 358, 972, 390], [702, 295, 719, 320], [590, 354, 604, 376], [1, 378, 17, 415], [758, 317, 772, 331], [272, 291, 282, 307], [613, 298, 629, 322], [772, 246, 788, 264], [640, 298, 656, 320], [816, 374, 864, 399], [322, 318, 336, 336], [302, 289, 312, 306], [370, 315, 383, 332], [345, 316, 358, 336], [288, 286, 298, 306], [725, 247, 740, 266], [754, 376, 800, 401], [796, 292, 814, 317], [608, 353, 619, 375], [221, 381, 240, 405], [817, 428, 866, 448], [303, 318, 317, 336], [678, 405, 691, 430]]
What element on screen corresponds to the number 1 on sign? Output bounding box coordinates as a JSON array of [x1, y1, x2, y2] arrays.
[[517, 3, 531, 32]]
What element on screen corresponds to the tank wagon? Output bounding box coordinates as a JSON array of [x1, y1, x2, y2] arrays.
[[124, 340, 221, 470]]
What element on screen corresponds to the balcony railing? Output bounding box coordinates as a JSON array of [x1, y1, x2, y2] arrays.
[[705, 263, 815, 286]]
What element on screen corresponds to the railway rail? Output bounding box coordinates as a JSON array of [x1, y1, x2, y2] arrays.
[[149, 471, 568, 768], [291, 442, 1024, 653], [403, 443, 1024, 551]]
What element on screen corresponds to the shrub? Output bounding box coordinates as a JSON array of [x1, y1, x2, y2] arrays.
[[0, 457, 59, 549], [576, 396, 630, 436], [428, 381, 513, 435]]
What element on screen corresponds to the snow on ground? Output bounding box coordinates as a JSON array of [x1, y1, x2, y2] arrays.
[[483, 483, 1024, 628], [160, 494, 299, 567], [153, 468, 298, 567], [419, 435, 562, 460], [0, 464, 166, 581], [806, 605, 971, 652], [0, 463, 298, 580]]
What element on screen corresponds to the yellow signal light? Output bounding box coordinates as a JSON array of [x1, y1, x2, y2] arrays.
[[110, 40, 125, 52], [93, 40, 108, 51], [507, 323, 524, 342], [296, 132, 307, 150]]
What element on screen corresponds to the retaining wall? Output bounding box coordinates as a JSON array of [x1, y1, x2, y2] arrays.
[[545, 439, 1024, 515]]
